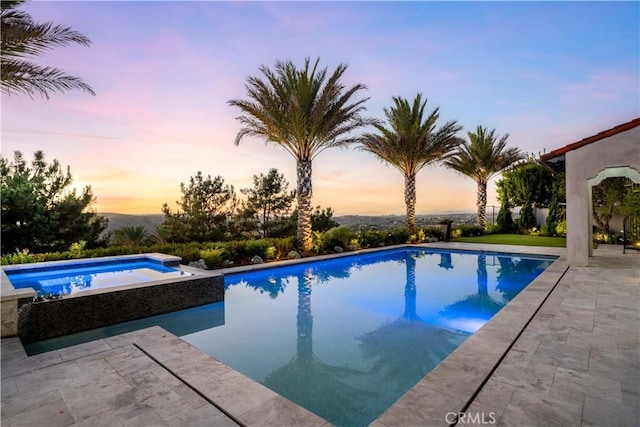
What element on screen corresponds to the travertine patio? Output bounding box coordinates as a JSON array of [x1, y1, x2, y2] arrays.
[[1, 244, 638, 426]]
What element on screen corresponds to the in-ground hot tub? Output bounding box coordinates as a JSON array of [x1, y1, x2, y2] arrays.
[[0, 253, 223, 343]]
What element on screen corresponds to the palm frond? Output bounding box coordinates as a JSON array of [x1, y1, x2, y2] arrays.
[[359, 93, 462, 177], [228, 56, 373, 162], [1, 58, 95, 99], [444, 125, 523, 183], [0, 0, 94, 99]]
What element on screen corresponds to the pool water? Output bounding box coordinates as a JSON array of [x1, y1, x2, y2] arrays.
[[6, 260, 192, 298], [180, 248, 553, 426], [21, 248, 554, 426]]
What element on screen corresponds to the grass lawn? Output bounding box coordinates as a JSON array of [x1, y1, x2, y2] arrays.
[[452, 234, 566, 247]]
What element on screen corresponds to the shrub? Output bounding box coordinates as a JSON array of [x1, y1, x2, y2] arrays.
[[454, 225, 484, 237], [312, 231, 324, 253], [485, 223, 502, 234], [408, 229, 426, 243], [322, 226, 354, 252], [384, 228, 410, 246], [2, 249, 39, 265], [423, 227, 443, 240], [69, 241, 86, 258], [273, 237, 295, 259], [264, 246, 277, 260], [357, 230, 383, 248], [496, 203, 515, 233], [223, 240, 246, 260], [518, 200, 536, 233], [199, 248, 227, 268], [555, 220, 567, 237], [245, 239, 270, 257], [171, 246, 202, 264]]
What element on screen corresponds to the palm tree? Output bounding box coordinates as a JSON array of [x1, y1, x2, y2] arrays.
[[110, 225, 150, 247], [444, 126, 524, 229], [359, 94, 462, 233], [229, 57, 374, 251], [1, 0, 95, 99]]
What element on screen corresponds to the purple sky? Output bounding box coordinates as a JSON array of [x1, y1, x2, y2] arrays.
[[2, 1, 638, 215]]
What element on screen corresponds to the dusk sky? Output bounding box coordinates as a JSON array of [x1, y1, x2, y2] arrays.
[[2, 1, 638, 216]]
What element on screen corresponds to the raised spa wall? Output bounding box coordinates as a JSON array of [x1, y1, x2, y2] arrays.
[[0, 253, 224, 342]]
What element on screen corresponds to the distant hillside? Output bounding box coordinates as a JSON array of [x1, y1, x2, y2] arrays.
[[98, 212, 478, 237], [100, 213, 164, 236]]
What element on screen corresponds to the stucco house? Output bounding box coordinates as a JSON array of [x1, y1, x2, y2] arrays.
[[540, 117, 640, 266]]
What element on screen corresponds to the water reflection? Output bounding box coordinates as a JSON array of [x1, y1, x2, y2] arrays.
[[214, 250, 550, 426], [357, 253, 469, 407], [496, 256, 546, 301], [37, 274, 93, 297], [438, 252, 454, 270], [440, 254, 506, 332], [262, 267, 375, 426], [238, 275, 288, 298]]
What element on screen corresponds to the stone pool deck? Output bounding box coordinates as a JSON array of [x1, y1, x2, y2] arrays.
[[1, 243, 638, 426]]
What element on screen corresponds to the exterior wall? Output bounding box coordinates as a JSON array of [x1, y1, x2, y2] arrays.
[[566, 126, 640, 266]]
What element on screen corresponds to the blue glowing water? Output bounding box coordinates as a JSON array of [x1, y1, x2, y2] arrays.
[[181, 248, 553, 426], [5, 259, 190, 297], [20, 248, 554, 426]]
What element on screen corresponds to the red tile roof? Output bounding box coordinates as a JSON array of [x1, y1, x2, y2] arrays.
[[540, 117, 640, 162]]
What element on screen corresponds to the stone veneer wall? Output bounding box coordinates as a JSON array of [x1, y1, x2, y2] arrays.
[[17, 274, 224, 343]]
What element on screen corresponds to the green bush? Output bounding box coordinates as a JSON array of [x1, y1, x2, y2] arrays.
[[199, 248, 227, 268], [273, 236, 295, 258], [321, 226, 354, 251], [244, 239, 276, 259], [171, 246, 202, 264], [384, 228, 410, 245], [455, 225, 484, 237], [518, 201, 536, 233], [485, 223, 502, 234], [357, 230, 383, 248], [496, 203, 515, 233], [423, 227, 443, 240], [408, 229, 426, 243]]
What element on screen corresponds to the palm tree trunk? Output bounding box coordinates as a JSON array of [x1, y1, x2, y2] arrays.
[[403, 255, 418, 320], [297, 269, 314, 356], [296, 160, 313, 251], [405, 173, 417, 233], [477, 254, 488, 298], [476, 180, 487, 229]]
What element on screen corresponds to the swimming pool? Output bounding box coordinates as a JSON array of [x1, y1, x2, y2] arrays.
[[19, 247, 555, 426], [182, 247, 554, 426], [5, 257, 192, 298]]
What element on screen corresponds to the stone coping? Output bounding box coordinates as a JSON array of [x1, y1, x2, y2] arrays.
[[129, 327, 330, 426], [1, 269, 37, 302]]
